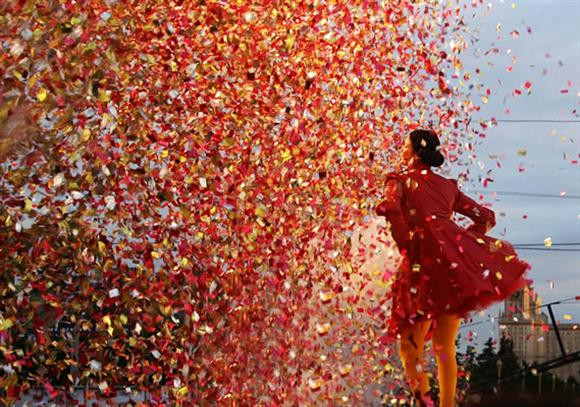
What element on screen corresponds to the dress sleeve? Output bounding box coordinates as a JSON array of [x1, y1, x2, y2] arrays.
[[376, 177, 411, 255], [452, 179, 496, 234]]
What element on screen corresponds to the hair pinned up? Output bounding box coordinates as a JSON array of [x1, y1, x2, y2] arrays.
[[409, 129, 445, 167]]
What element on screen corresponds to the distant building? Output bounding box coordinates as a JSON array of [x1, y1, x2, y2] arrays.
[[498, 286, 580, 381]]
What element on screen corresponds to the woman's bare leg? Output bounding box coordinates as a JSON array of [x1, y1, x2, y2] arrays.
[[431, 314, 461, 407], [398, 320, 432, 401]]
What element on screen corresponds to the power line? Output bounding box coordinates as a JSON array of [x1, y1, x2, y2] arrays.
[[513, 247, 580, 252], [470, 190, 580, 200], [513, 242, 580, 246], [459, 296, 580, 330], [494, 119, 580, 123], [460, 303, 579, 330], [460, 297, 580, 329]]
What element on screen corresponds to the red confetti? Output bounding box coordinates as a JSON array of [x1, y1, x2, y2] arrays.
[[0, 0, 547, 404]]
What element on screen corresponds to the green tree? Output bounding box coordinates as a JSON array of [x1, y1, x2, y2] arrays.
[[496, 335, 522, 394], [470, 337, 498, 395]]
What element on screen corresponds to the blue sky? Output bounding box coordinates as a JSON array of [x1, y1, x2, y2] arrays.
[[448, 0, 579, 352]]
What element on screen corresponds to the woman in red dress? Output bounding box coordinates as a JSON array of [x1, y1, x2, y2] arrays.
[[376, 129, 532, 407]]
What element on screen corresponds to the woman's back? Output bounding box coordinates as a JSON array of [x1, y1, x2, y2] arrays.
[[386, 162, 496, 236], [390, 166, 457, 224]]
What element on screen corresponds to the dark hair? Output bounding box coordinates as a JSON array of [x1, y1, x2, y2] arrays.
[[409, 129, 445, 167]]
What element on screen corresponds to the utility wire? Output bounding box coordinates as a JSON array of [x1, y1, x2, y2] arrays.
[[470, 190, 580, 200], [494, 119, 580, 123], [513, 242, 580, 246], [460, 298, 580, 329], [513, 247, 580, 252], [459, 297, 580, 330], [460, 305, 579, 330]]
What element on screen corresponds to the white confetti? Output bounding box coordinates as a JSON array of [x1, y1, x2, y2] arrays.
[[243, 11, 257, 22], [209, 281, 217, 294], [53, 173, 65, 187], [105, 195, 116, 210], [71, 191, 84, 200], [21, 28, 32, 40]]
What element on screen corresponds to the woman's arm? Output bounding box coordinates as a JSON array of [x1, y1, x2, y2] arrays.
[[452, 180, 496, 234], [376, 178, 411, 255]]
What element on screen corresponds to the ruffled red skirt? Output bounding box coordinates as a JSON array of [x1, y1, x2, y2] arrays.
[[385, 218, 532, 343]]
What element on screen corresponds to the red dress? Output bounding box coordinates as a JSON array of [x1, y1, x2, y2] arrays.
[[376, 161, 532, 342]]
